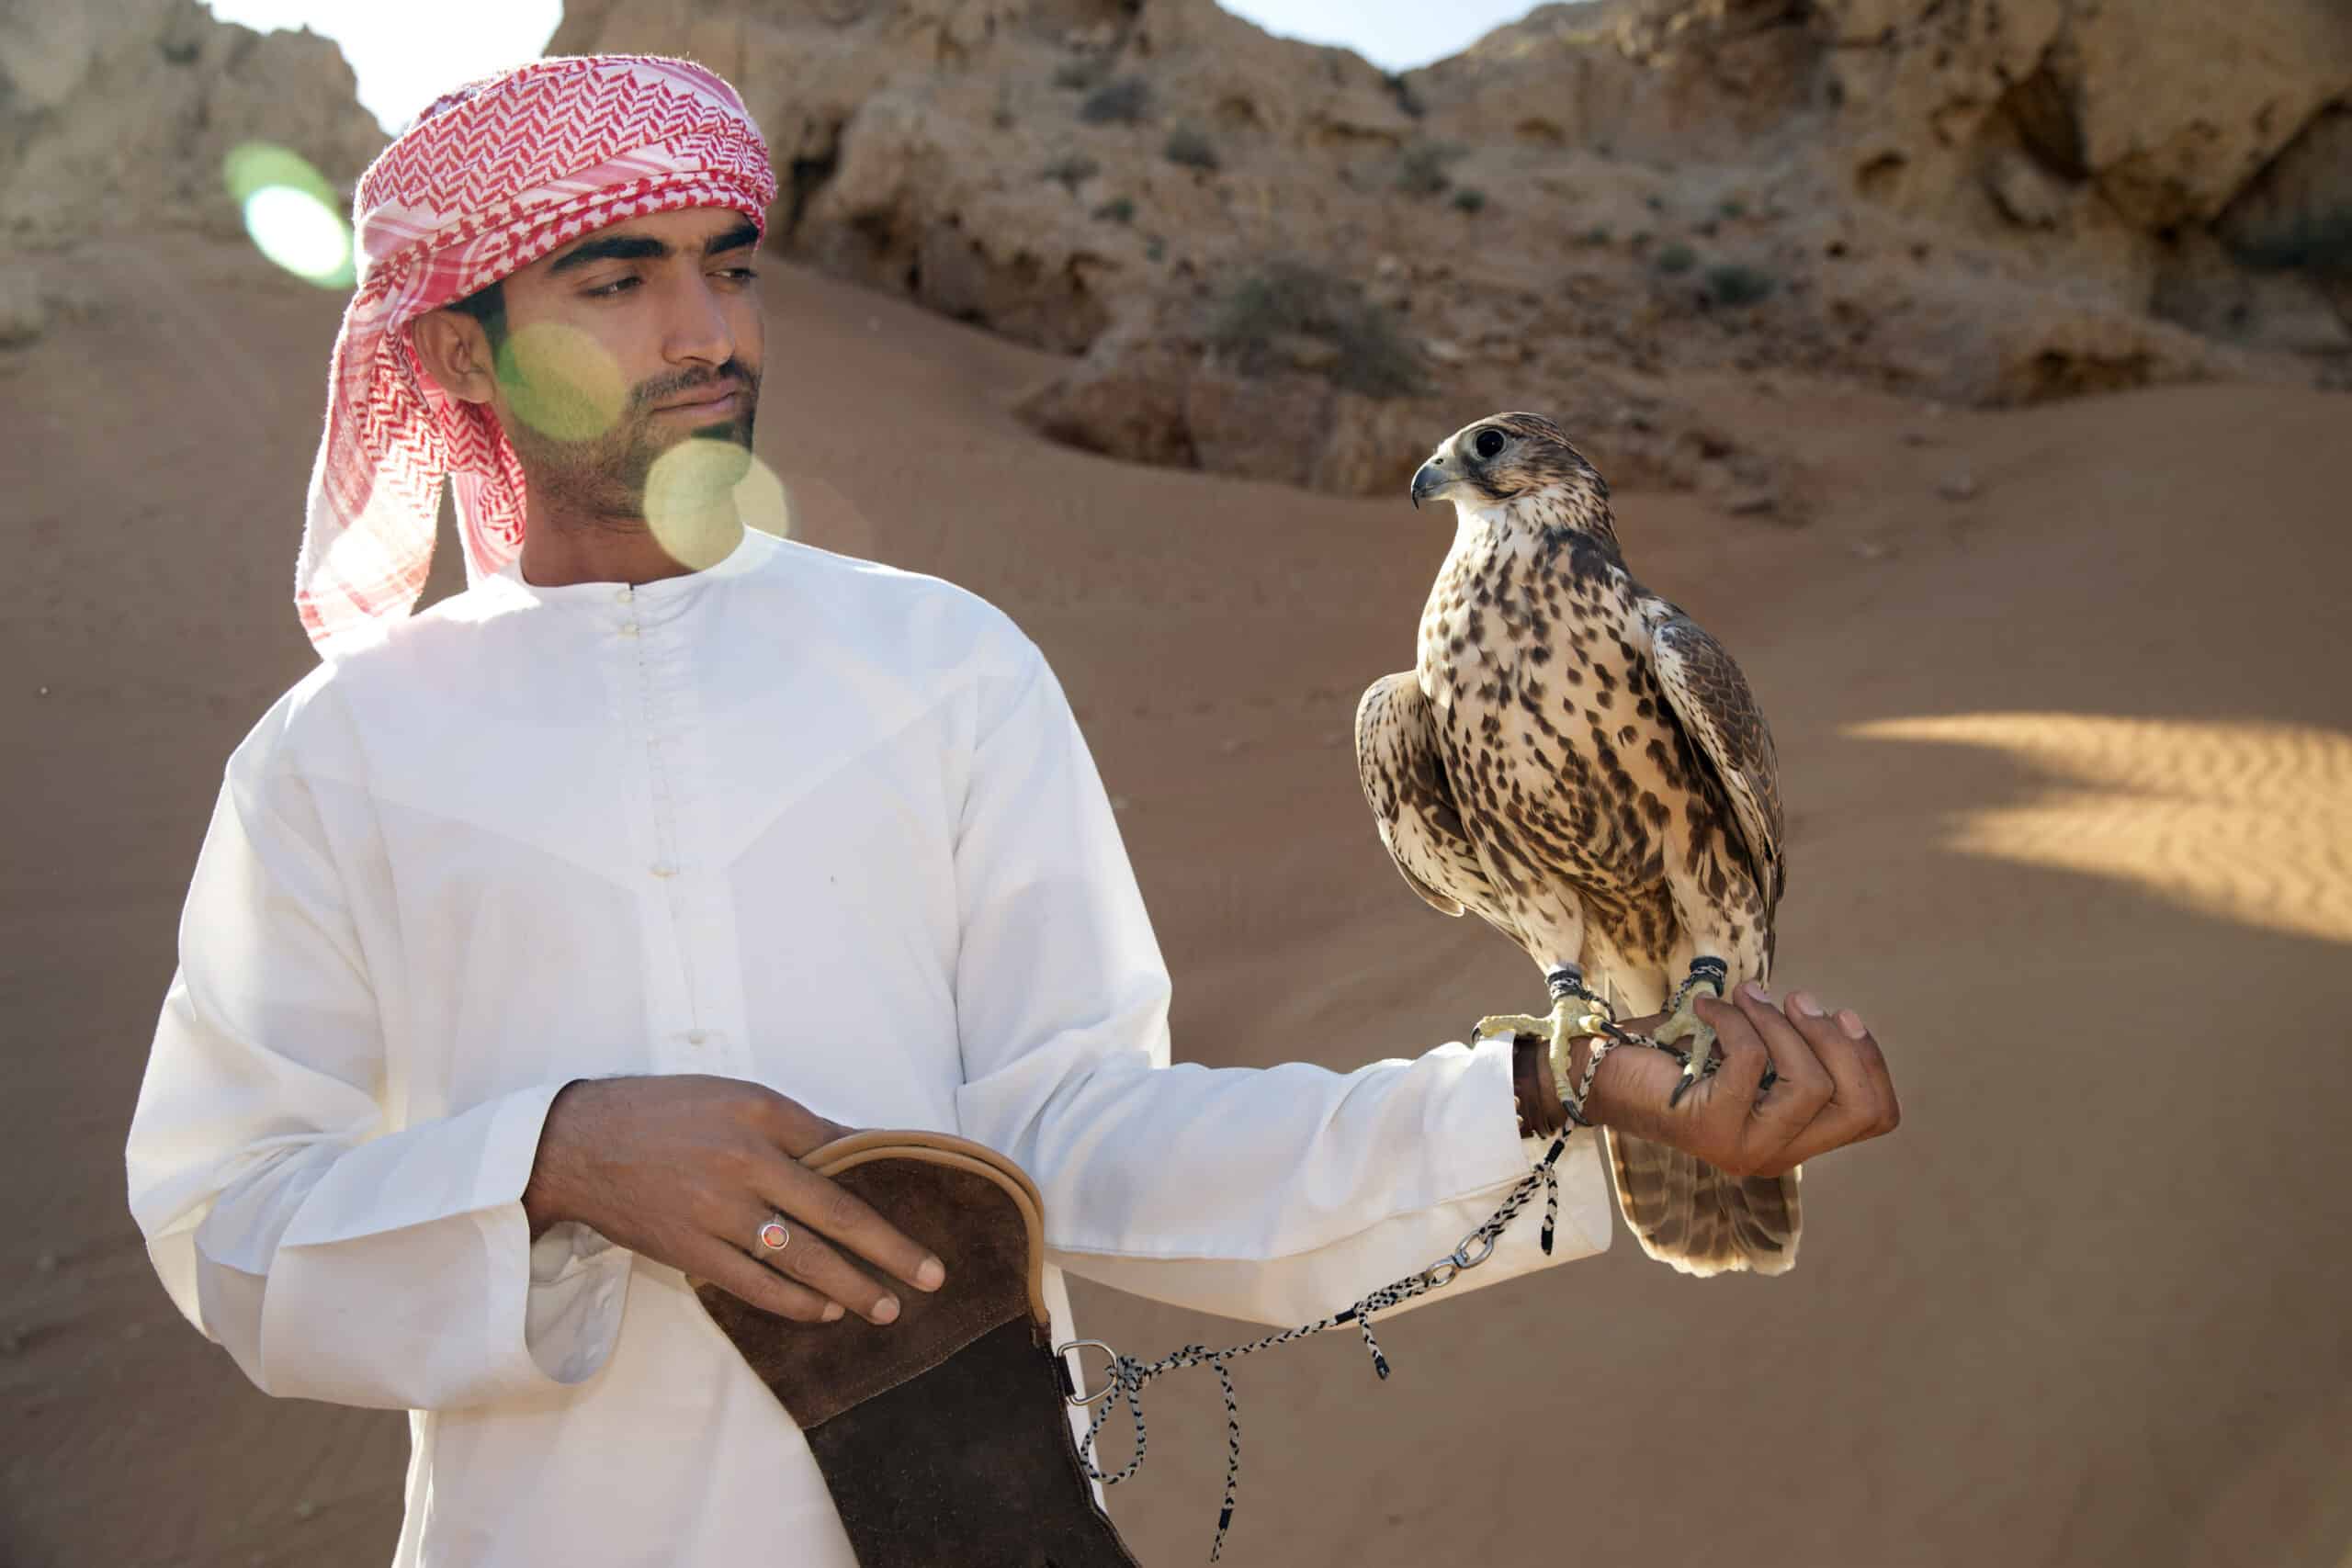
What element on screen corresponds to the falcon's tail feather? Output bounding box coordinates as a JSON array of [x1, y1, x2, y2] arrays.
[[1605, 1129, 1800, 1277]]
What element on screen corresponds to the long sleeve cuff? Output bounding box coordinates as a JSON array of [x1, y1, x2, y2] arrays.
[[170, 1080, 630, 1409]]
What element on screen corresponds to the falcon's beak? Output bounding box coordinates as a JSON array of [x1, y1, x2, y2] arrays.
[[1409, 462, 1449, 510]]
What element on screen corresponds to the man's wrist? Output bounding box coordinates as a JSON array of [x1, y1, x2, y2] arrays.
[[1510, 1029, 1653, 1139], [521, 1079, 590, 1239], [1511, 1032, 1568, 1135]]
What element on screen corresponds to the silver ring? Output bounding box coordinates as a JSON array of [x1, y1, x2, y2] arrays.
[[757, 1215, 790, 1254]]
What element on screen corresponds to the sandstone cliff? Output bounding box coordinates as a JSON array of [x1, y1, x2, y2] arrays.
[[548, 0, 2348, 499], [6, 0, 2346, 497]]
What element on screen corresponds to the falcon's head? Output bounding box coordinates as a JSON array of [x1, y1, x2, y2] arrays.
[[1409, 412, 1616, 547]]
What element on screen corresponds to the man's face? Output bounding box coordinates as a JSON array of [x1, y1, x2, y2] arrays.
[[475, 206, 766, 525]]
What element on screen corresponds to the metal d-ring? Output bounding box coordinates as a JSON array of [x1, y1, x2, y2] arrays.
[[1057, 1338, 1121, 1407]]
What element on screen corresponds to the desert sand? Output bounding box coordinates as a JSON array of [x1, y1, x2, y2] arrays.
[[3, 228, 2349, 1568]]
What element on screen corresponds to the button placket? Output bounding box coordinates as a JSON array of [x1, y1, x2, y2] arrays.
[[636, 609, 718, 1069]]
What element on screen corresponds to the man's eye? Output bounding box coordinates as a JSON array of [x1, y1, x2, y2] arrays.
[[718, 267, 759, 283], [584, 276, 639, 298]]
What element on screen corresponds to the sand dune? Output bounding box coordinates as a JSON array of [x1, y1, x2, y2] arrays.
[[3, 235, 2349, 1566]]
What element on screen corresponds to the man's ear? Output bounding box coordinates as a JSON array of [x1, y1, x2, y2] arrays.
[[410, 310, 498, 406]]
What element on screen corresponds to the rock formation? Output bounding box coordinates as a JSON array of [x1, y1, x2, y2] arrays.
[[0, 0, 383, 346], [557, 0, 2350, 494], [1, 0, 382, 240], [6, 0, 2346, 489]]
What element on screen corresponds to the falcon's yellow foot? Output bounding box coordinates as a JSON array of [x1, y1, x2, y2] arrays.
[[1654, 960, 1730, 1108], [1475, 998, 1610, 1075]]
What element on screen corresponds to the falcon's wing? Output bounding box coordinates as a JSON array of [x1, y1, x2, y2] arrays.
[[1644, 604, 1786, 926], [1354, 673, 1526, 946]]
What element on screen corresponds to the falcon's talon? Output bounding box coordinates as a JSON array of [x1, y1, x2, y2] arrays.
[[1654, 964, 1728, 1110]]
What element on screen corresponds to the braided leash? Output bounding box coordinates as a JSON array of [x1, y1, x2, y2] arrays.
[[1058, 969, 1725, 1561], [1060, 1122, 1575, 1561]]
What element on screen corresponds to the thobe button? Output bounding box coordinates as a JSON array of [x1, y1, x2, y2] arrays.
[[685, 1030, 711, 1045], [649, 862, 677, 878], [617, 622, 640, 637], [613, 588, 632, 604]]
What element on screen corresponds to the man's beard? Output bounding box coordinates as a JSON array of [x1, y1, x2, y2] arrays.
[[503, 357, 762, 530]]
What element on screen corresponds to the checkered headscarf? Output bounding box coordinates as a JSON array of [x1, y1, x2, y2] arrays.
[[294, 54, 777, 656]]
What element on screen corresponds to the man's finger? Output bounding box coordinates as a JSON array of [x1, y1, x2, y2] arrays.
[[1769, 994, 1899, 1164], [1683, 995, 1773, 1171], [740, 1198, 903, 1325], [682, 1234, 842, 1325], [1734, 985, 1835, 1116], [1814, 1003, 1901, 1136], [763, 1159, 947, 1299], [1714, 987, 1829, 1174]]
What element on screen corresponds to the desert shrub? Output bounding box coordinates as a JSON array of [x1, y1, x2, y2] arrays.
[[1655, 242, 1697, 275], [1451, 186, 1488, 213], [1053, 58, 1104, 91], [1092, 196, 1136, 223], [1163, 125, 1220, 171], [1705, 263, 1776, 306], [1396, 140, 1463, 197], [1206, 259, 1427, 398], [1041, 152, 1101, 190], [1718, 197, 1747, 220], [1577, 225, 1612, 246], [1079, 76, 1150, 125]]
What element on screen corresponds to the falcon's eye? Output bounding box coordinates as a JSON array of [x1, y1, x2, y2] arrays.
[[1474, 428, 1507, 460]]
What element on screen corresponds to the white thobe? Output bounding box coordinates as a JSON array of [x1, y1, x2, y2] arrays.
[[125, 525, 1613, 1566]]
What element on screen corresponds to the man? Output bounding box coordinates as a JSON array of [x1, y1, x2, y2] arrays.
[[126, 54, 1898, 1566]]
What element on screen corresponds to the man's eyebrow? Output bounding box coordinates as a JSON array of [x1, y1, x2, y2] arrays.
[[702, 220, 760, 257], [546, 220, 761, 276], [546, 233, 670, 276]]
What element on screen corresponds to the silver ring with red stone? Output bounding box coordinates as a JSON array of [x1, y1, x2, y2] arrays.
[[757, 1215, 790, 1254]]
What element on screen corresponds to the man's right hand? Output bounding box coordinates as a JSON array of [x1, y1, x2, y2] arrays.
[[520, 1076, 946, 1325]]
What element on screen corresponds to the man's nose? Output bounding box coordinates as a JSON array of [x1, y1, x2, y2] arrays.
[[664, 274, 736, 367]]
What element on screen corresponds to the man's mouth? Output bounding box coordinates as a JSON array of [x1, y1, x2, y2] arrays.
[[654, 387, 745, 417]]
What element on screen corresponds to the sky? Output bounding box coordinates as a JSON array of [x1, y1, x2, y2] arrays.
[[201, 0, 1550, 135]]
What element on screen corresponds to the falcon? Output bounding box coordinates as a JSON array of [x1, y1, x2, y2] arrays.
[[1354, 412, 1799, 1276]]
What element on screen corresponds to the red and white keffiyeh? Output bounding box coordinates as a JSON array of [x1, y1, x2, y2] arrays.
[[295, 54, 777, 656]]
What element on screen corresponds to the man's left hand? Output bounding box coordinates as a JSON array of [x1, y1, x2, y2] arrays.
[[1577, 983, 1901, 1177]]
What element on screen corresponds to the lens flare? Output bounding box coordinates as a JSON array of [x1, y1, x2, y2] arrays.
[[222, 142, 355, 288], [496, 322, 628, 443], [729, 455, 795, 541], [243, 186, 352, 283], [645, 438, 760, 569]]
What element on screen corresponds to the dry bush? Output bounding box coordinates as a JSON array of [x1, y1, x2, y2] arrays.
[[1396, 140, 1464, 197], [1163, 125, 1220, 171], [1206, 259, 1428, 398], [1079, 76, 1151, 126]]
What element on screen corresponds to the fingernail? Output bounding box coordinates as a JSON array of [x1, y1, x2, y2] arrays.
[[1740, 981, 1770, 1003], [874, 1297, 900, 1324], [916, 1258, 945, 1291], [1837, 1009, 1868, 1039], [821, 1302, 843, 1322], [1790, 990, 1824, 1017]]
